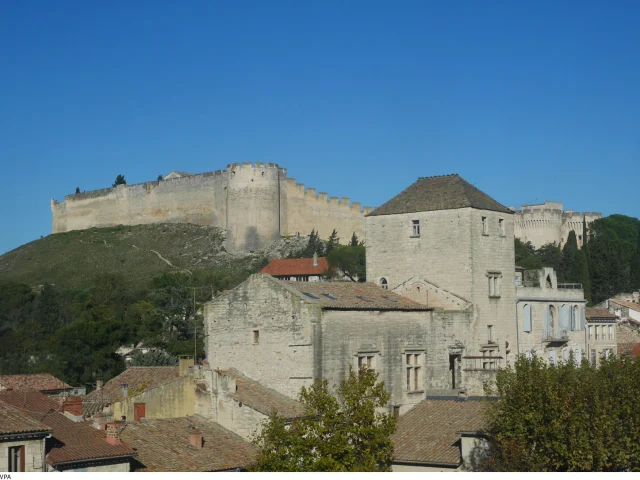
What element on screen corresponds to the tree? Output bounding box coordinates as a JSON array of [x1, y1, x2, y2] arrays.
[[113, 174, 126, 187], [157, 174, 164, 181], [560, 232, 591, 302], [349, 232, 360, 247], [251, 366, 396, 472], [75, 187, 81, 194], [326, 245, 366, 282], [325, 229, 340, 255], [514, 239, 542, 270], [300, 229, 324, 258], [483, 354, 640, 472], [129, 350, 177, 366], [536, 243, 563, 273]]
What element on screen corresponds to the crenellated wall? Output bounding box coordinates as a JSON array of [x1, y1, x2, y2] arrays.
[[51, 163, 371, 253], [513, 202, 602, 249]]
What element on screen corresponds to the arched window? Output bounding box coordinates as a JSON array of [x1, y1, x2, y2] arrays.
[[380, 278, 388, 290], [523, 304, 532, 333]]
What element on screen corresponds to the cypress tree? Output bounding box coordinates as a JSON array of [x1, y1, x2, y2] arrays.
[[350, 232, 360, 247], [325, 229, 340, 255]]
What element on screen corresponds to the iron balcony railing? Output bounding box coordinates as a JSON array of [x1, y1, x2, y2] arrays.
[[542, 329, 569, 343]]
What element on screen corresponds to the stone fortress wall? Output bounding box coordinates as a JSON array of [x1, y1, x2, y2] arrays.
[[51, 162, 370, 253], [513, 201, 602, 249]]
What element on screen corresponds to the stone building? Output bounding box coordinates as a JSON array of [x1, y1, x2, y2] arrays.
[[259, 254, 328, 282], [585, 308, 618, 365], [515, 267, 587, 363], [51, 163, 371, 253], [513, 201, 602, 249], [0, 403, 51, 472]]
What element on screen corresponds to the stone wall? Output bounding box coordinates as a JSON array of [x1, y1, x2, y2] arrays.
[[0, 438, 46, 472]]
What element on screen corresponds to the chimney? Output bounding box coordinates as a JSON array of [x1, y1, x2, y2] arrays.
[[179, 356, 195, 376], [62, 396, 83, 422], [121, 383, 128, 399], [93, 412, 107, 431], [106, 422, 122, 446], [313, 252, 318, 267], [190, 428, 203, 449], [96, 380, 103, 391]]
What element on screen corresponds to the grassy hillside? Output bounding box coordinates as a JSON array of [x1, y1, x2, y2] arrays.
[[0, 223, 265, 290]]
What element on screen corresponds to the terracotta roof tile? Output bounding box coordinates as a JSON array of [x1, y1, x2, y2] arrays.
[[392, 399, 486, 466], [84, 367, 179, 412], [225, 369, 304, 419], [121, 416, 257, 471], [585, 308, 619, 320], [0, 390, 134, 465], [261, 257, 329, 276], [281, 278, 431, 311], [609, 299, 640, 313], [367, 174, 512, 217], [0, 374, 72, 392], [0, 403, 52, 436]]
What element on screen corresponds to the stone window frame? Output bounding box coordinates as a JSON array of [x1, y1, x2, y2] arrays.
[[380, 278, 389, 290], [355, 350, 378, 374], [487, 271, 502, 298], [404, 350, 425, 393], [498, 218, 505, 237], [410, 219, 420, 238], [252, 329, 260, 345], [482, 216, 489, 236]]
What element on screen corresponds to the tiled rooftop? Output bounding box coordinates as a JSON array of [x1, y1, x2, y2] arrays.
[[0, 390, 134, 466], [84, 367, 180, 413], [393, 399, 486, 466], [609, 298, 640, 313], [121, 416, 257, 472], [0, 403, 52, 436], [225, 369, 304, 419], [585, 308, 619, 320], [260, 257, 329, 276], [282, 278, 431, 311], [0, 373, 72, 392], [367, 174, 513, 217]]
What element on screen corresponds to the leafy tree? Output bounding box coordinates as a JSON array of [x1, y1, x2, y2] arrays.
[[325, 229, 340, 255], [514, 239, 542, 270], [129, 349, 177, 366], [326, 245, 366, 282], [251, 367, 396, 472], [631, 249, 640, 291], [35, 283, 64, 334], [113, 174, 126, 187], [483, 354, 640, 472], [75, 187, 81, 194], [536, 243, 563, 273]]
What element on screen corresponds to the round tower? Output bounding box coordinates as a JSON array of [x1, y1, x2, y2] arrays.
[[225, 162, 283, 253], [514, 202, 564, 249]]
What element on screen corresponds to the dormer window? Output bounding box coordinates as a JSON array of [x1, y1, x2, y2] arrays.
[[411, 220, 420, 237]]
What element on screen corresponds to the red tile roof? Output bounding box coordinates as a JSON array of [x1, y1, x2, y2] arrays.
[[260, 257, 329, 276], [585, 308, 619, 320], [121, 416, 257, 472], [609, 299, 640, 313], [0, 403, 52, 436], [0, 390, 134, 466], [0, 374, 72, 392], [393, 399, 486, 466]]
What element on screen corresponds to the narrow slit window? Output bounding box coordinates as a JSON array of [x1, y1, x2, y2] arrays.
[[252, 330, 259, 344]]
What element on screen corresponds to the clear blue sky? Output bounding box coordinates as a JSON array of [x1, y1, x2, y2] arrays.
[[1, 1, 638, 255]]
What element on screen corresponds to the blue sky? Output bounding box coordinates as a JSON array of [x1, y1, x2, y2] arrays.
[[1, 1, 638, 255]]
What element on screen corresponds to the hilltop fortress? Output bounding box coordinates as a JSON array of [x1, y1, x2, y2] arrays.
[[51, 163, 370, 253], [513, 201, 602, 249]]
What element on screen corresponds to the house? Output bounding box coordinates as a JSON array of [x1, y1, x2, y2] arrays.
[[120, 416, 257, 471], [0, 390, 135, 472], [259, 253, 329, 282], [195, 368, 304, 440], [607, 297, 640, 327], [392, 398, 487, 471], [0, 373, 79, 396], [515, 267, 588, 363], [0, 403, 51, 472], [585, 308, 618, 365]]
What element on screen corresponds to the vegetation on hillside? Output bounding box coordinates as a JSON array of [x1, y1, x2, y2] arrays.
[[251, 367, 396, 472], [483, 354, 640, 471]]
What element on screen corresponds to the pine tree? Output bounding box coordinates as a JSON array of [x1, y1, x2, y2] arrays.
[[75, 187, 81, 194], [349, 232, 360, 247], [325, 229, 340, 255], [113, 174, 126, 187]]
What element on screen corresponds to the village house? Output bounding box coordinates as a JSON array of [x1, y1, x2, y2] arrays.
[[0, 373, 83, 397], [585, 308, 618, 364], [607, 297, 640, 327], [0, 390, 135, 472], [259, 253, 328, 282], [0, 403, 51, 472]]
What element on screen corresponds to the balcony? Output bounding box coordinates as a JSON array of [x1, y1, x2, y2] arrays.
[[542, 329, 569, 344], [558, 283, 583, 290]]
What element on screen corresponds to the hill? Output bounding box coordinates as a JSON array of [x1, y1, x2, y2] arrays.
[[0, 223, 265, 290]]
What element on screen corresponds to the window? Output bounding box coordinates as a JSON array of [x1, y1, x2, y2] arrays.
[[487, 325, 494, 343], [380, 278, 388, 290], [406, 353, 423, 391], [571, 306, 578, 331], [488, 272, 501, 297], [590, 349, 597, 365], [357, 354, 376, 373], [8, 446, 23, 472], [608, 325, 613, 340], [482, 217, 489, 235], [523, 304, 532, 333], [588, 325, 593, 341], [252, 330, 259, 344], [595, 326, 599, 340], [548, 350, 557, 366], [498, 219, 505, 236], [411, 220, 420, 237]]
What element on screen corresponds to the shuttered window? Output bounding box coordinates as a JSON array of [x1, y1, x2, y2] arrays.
[[523, 304, 532, 333]]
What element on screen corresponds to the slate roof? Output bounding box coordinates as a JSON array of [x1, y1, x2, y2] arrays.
[[367, 174, 513, 217], [223, 369, 304, 419], [260, 257, 329, 276], [121, 416, 257, 472], [609, 299, 640, 313], [392, 399, 486, 466], [281, 279, 431, 311], [585, 308, 619, 320], [0, 373, 72, 392], [0, 390, 134, 466], [83, 367, 180, 414], [0, 403, 52, 436]]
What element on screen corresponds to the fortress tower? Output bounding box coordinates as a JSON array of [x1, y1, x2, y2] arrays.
[[513, 202, 602, 249]]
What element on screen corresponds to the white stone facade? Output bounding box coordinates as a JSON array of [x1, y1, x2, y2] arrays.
[[0, 437, 47, 472]]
